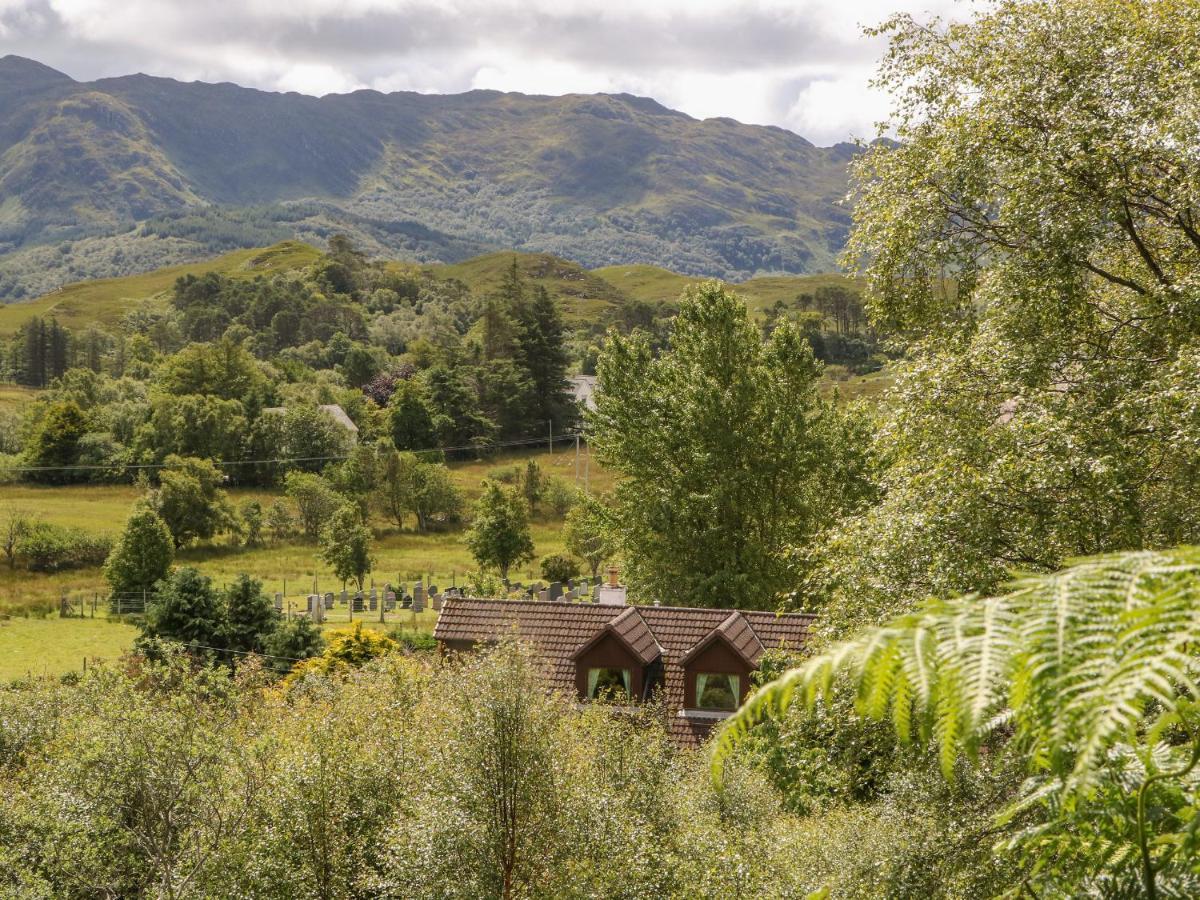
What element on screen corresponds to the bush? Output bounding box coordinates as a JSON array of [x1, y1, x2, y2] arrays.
[[16, 522, 113, 572], [387, 628, 438, 652], [543, 477, 577, 517], [539, 553, 580, 584]]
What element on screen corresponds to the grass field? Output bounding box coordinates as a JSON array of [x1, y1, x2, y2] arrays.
[[0, 615, 138, 681], [0, 445, 610, 613]]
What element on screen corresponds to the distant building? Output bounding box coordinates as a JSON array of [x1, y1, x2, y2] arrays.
[[261, 404, 359, 441], [570, 374, 597, 411], [434, 574, 813, 749]]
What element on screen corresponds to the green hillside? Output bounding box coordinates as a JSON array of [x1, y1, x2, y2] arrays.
[[0, 241, 320, 335], [0, 242, 859, 338], [0, 55, 858, 302]]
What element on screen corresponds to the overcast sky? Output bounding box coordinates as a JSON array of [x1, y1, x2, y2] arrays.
[[0, 0, 967, 145]]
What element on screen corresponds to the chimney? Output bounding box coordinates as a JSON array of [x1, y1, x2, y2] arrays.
[[598, 566, 627, 606]]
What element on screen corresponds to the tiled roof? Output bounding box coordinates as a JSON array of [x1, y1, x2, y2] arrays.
[[581, 606, 661, 664], [435, 598, 815, 749], [680, 611, 766, 667]]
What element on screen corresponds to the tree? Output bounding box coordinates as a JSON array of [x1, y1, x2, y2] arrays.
[[103, 503, 174, 597], [153, 456, 234, 548], [519, 459, 542, 513], [238, 499, 264, 548], [591, 282, 871, 609], [23, 399, 88, 483], [1, 506, 31, 569], [716, 548, 1200, 899], [412, 463, 463, 532], [142, 566, 224, 649], [515, 285, 576, 432], [266, 501, 294, 543], [222, 575, 277, 654], [319, 505, 374, 591], [465, 482, 534, 581], [562, 495, 612, 579], [377, 447, 422, 529], [821, 0, 1200, 628], [284, 471, 342, 540], [387, 380, 437, 450]]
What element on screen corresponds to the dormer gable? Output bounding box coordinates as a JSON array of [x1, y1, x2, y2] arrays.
[[572, 607, 661, 702], [679, 611, 764, 668]]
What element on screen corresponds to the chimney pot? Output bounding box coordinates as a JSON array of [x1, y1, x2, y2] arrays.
[[607, 566, 620, 587]]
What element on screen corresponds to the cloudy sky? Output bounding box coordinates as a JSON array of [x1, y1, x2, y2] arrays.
[[0, 0, 967, 145]]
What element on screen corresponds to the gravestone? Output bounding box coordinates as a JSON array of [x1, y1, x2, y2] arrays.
[[274, 593, 283, 611], [538, 589, 549, 602], [385, 590, 396, 611], [412, 592, 425, 614], [548, 581, 563, 602], [431, 593, 443, 612], [340, 589, 349, 606], [353, 592, 364, 612], [369, 587, 378, 611], [591, 583, 601, 601], [565, 589, 577, 602], [324, 592, 334, 610]]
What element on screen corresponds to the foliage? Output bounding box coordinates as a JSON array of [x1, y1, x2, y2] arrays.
[[562, 493, 613, 578], [283, 471, 342, 540], [141, 566, 226, 651], [21, 400, 88, 484], [103, 503, 174, 596], [152, 455, 235, 547], [715, 548, 1200, 898], [318, 504, 374, 591], [465, 481, 535, 581], [14, 521, 112, 573], [221, 575, 278, 654], [237, 499, 263, 547], [261, 616, 324, 674], [823, 0, 1200, 627], [539, 553, 580, 585], [285, 622, 397, 682], [591, 281, 873, 608]]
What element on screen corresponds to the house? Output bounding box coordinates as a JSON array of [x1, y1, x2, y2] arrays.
[[433, 577, 814, 748], [569, 374, 598, 411], [261, 404, 359, 442]]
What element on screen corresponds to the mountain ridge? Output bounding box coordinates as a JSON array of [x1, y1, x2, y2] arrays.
[[0, 55, 858, 301]]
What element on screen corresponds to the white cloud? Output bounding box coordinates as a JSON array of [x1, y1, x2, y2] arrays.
[[0, 0, 971, 143]]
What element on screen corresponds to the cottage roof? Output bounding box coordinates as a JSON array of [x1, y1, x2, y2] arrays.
[[261, 403, 359, 433], [434, 598, 814, 748]]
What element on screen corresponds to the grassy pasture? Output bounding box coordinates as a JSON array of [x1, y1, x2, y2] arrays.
[[0, 446, 609, 613], [0, 615, 138, 682]]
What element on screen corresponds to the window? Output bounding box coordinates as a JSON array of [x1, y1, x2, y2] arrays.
[[696, 673, 740, 711], [587, 667, 631, 700]]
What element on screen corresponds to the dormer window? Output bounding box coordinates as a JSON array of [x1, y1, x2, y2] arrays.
[[696, 672, 740, 710], [587, 667, 631, 700]]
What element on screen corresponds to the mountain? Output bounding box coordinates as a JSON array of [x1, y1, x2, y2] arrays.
[[0, 55, 859, 301]]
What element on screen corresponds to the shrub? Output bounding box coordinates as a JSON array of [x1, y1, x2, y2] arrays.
[[539, 553, 580, 584], [542, 477, 577, 517], [17, 522, 113, 572]]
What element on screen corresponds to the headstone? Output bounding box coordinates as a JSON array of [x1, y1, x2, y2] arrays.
[[369, 587, 378, 611], [565, 589, 577, 602], [274, 592, 283, 611], [340, 589, 349, 606], [548, 581, 563, 602], [567, 579, 575, 590], [324, 592, 334, 610], [306, 594, 315, 613], [431, 593, 443, 612], [591, 583, 601, 602], [414, 582, 426, 608], [412, 594, 424, 614], [538, 589, 549, 602], [353, 592, 365, 612], [385, 590, 396, 611]]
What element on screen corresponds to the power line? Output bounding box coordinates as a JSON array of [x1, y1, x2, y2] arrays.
[[0, 432, 584, 474]]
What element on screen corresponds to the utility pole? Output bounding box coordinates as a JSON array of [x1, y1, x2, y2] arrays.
[[548, 419, 553, 454], [574, 433, 580, 483]]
